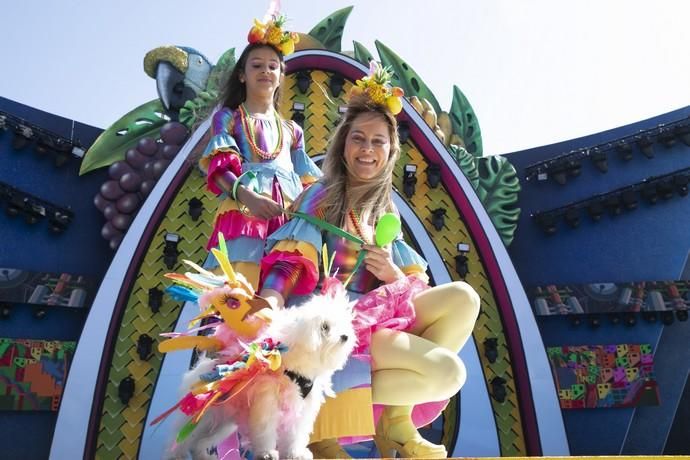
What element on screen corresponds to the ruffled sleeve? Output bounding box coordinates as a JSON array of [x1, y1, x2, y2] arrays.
[[289, 121, 322, 187], [199, 108, 243, 195], [260, 183, 327, 296], [391, 237, 429, 283]]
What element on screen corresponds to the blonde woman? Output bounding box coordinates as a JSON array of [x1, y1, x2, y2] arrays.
[[258, 67, 480, 458]]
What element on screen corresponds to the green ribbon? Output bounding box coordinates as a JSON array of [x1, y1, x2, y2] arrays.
[[283, 210, 401, 289], [287, 211, 364, 245], [286, 211, 365, 288]]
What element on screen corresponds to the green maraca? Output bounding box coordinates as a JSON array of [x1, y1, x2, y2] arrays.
[[344, 212, 401, 287], [375, 212, 401, 247]]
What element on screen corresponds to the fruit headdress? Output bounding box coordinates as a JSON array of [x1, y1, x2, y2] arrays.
[[350, 60, 405, 115], [247, 0, 299, 56]]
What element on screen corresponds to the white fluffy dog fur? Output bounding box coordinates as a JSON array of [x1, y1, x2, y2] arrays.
[[168, 290, 356, 460]]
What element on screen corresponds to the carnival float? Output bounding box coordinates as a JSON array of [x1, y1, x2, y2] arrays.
[[0, 5, 688, 459]]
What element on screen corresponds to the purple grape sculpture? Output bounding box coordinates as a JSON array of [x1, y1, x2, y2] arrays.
[[93, 121, 188, 249]]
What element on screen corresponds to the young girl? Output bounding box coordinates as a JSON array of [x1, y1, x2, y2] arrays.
[[199, 12, 320, 289], [258, 65, 480, 458], [144, 11, 319, 459]]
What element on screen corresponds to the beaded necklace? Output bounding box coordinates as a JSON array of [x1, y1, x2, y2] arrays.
[[348, 209, 371, 244], [238, 104, 284, 160]]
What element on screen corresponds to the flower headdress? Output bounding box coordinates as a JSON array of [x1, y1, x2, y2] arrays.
[[247, 0, 300, 56], [350, 61, 405, 115]]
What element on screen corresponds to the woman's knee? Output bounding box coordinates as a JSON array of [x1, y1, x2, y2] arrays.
[[427, 351, 467, 398], [445, 281, 481, 319]]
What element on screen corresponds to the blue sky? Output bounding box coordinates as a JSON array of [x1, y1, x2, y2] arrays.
[[4, 0, 690, 155]]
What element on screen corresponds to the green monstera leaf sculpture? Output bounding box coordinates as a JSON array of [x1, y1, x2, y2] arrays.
[[449, 145, 480, 191], [375, 40, 442, 114], [78, 99, 168, 175], [449, 85, 483, 157], [308, 6, 353, 52], [353, 40, 375, 65], [476, 156, 521, 246]]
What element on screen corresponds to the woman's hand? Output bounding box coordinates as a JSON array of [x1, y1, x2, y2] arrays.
[[236, 186, 284, 220], [362, 244, 405, 284]]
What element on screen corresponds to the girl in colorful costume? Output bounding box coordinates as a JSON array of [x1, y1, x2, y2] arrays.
[[199, 4, 321, 289], [145, 5, 319, 457], [258, 63, 481, 458]]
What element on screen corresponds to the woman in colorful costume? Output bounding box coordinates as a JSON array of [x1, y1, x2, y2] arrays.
[[199, 6, 321, 289], [258, 63, 481, 458]]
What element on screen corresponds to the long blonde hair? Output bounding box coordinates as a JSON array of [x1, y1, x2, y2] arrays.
[[319, 96, 401, 227]]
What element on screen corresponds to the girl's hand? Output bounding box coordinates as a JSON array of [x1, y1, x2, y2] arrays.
[[237, 187, 284, 220], [362, 244, 405, 284]]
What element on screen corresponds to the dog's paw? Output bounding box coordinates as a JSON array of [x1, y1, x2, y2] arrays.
[[254, 449, 279, 460], [285, 447, 314, 460]]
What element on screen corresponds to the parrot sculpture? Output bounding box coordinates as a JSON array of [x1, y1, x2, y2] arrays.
[[143, 45, 213, 112]]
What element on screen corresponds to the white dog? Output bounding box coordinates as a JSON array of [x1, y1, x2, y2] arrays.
[[168, 287, 356, 460]]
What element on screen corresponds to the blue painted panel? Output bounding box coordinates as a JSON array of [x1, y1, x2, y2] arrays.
[[506, 105, 690, 287], [0, 97, 112, 277], [0, 412, 55, 459], [0, 97, 112, 460], [506, 107, 690, 454]]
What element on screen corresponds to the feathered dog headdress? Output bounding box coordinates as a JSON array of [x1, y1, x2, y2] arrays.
[[157, 233, 267, 355]]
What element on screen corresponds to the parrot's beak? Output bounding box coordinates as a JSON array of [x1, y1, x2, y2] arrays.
[[156, 61, 194, 111]]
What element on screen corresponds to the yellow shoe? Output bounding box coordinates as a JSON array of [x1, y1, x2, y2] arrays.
[[308, 438, 352, 459], [373, 415, 447, 459]]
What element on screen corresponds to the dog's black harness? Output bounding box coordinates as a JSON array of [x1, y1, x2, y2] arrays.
[[284, 370, 313, 398]]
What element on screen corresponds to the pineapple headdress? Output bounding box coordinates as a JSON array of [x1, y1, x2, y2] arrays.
[[247, 0, 299, 56], [349, 61, 405, 115]]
